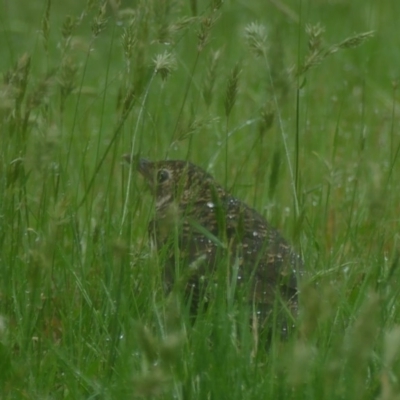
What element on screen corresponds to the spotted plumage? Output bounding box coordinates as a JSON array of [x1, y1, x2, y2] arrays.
[[128, 157, 302, 328]]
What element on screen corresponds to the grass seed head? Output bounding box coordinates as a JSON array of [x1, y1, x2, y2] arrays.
[[202, 49, 221, 108], [294, 26, 374, 80], [10, 54, 31, 95], [197, 13, 218, 52], [153, 51, 177, 81], [336, 30, 375, 50], [306, 22, 325, 53], [62, 15, 77, 43], [244, 22, 268, 58], [41, 0, 52, 52], [91, 1, 108, 37], [122, 21, 137, 63], [224, 63, 241, 117], [27, 72, 54, 111]]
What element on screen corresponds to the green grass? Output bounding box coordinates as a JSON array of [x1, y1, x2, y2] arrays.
[[1, 0, 400, 398]]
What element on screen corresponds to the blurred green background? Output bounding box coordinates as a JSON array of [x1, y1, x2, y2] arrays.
[[1, 0, 400, 398]]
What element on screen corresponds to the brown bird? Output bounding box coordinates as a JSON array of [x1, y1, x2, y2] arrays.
[[127, 157, 302, 333]]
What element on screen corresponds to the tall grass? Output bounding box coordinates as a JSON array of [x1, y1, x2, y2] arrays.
[[1, 0, 400, 398]]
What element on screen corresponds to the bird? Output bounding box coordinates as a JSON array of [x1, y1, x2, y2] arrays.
[[125, 156, 302, 333]]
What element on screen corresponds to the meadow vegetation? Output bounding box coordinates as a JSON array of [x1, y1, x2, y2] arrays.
[[1, 0, 400, 398]]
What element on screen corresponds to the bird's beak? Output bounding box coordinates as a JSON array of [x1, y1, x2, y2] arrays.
[[122, 154, 149, 174]]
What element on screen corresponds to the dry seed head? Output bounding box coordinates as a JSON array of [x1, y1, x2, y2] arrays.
[[41, 0, 51, 52], [299, 51, 325, 75], [62, 15, 76, 43], [173, 117, 215, 144], [336, 30, 374, 50], [156, 24, 169, 45], [305, 23, 324, 53], [16, 53, 31, 88], [197, 14, 218, 52], [6, 53, 31, 104], [244, 22, 268, 58], [27, 73, 54, 111], [153, 51, 176, 81], [86, 0, 98, 13], [170, 16, 196, 32], [295, 27, 374, 79], [202, 49, 221, 107], [162, 17, 197, 44], [59, 57, 77, 95], [121, 21, 137, 62], [151, 0, 180, 43], [224, 63, 241, 117], [91, 2, 108, 37], [4, 53, 30, 85]]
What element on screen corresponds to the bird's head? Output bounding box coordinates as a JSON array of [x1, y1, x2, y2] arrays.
[[124, 156, 224, 211]]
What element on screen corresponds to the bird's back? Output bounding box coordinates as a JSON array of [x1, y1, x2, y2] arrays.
[[150, 190, 301, 316]]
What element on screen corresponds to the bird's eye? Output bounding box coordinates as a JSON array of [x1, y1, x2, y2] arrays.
[[157, 169, 169, 183]]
